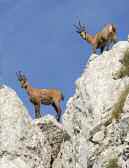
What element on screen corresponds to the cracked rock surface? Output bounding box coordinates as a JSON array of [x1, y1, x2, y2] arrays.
[[1, 41, 129, 168], [53, 41, 129, 168], [0, 86, 64, 168]]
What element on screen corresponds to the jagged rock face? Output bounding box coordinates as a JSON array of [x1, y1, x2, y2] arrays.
[[34, 117, 65, 166], [0, 86, 64, 168], [1, 41, 129, 168], [53, 41, 129, 168]]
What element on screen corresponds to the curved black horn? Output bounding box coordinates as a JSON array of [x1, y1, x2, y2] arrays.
[[16, 72, 19, 79], [73, 24, 79, 29], [16, 71, 27, 81], [74, 20, 86, 33], [16, 71, 22, 80], [79, 20, 81, 27]]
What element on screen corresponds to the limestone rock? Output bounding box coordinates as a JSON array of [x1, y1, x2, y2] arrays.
[[1, 41, 129, 168], [53, 41, 129, 168], [0, 86, 64, 168]]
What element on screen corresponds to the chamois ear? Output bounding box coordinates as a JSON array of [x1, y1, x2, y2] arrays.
[[112, 24, 116, 33], [109, 24, 116, 33], [22, 74, 27, 81]]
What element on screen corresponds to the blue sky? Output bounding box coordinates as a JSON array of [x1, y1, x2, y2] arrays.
[[0, 0, 128, 118]]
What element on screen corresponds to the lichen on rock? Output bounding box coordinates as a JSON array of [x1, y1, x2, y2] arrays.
[[106, 158, 119, 168], [112, 49, 129, 79]]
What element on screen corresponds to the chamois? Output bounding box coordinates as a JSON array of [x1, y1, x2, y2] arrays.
[[16, 71, 64, 121], [74, 21, 117, 53]]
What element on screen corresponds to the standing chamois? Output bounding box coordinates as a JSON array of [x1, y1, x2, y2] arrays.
[[74, 21, 117, 53], [16, 71, 64, 121]]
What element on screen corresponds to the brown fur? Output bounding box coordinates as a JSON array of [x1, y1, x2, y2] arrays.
[[16, 71, 64, 121], [74, 21, 117, 53]]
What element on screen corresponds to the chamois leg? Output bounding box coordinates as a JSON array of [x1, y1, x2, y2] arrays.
[[112, 35, 118, 44], [34, 104, 41, 119], [92, 46, 96, 54], [104, 42, 110, 51], [52, 101, 62, 122], [100, 46, 104, 53]]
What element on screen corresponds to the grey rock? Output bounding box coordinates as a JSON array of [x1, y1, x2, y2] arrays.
[[1, 41, 129, 168], [0, 86, 64, 168], [53, 41, 129, 168]]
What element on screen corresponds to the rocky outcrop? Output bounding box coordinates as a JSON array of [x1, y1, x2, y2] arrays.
[[0, 86, 64, 168], [53, 41, 129, 168], [1, 41, 129, 168]]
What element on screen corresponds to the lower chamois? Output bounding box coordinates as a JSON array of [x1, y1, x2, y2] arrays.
[[74, 21, 117, 53], [16, 71, 64, 121]]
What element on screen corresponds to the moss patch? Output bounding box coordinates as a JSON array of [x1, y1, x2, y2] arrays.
[[111, 85, 129, 120], [113, 49, 129, 79], [106, 158, 119, 168]]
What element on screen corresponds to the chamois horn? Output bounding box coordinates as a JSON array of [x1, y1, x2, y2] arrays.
[[74, 20, 86, 33]]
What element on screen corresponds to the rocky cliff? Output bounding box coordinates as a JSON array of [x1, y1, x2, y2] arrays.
[[1, 41, 129, 168], [53, 41, 129, 168], [0, 86, 65, 168]]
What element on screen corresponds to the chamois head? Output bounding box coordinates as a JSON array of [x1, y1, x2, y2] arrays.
[[74, 20, 86, 33], [103, 23, 116, 32], [16, 71, 28, 89]]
